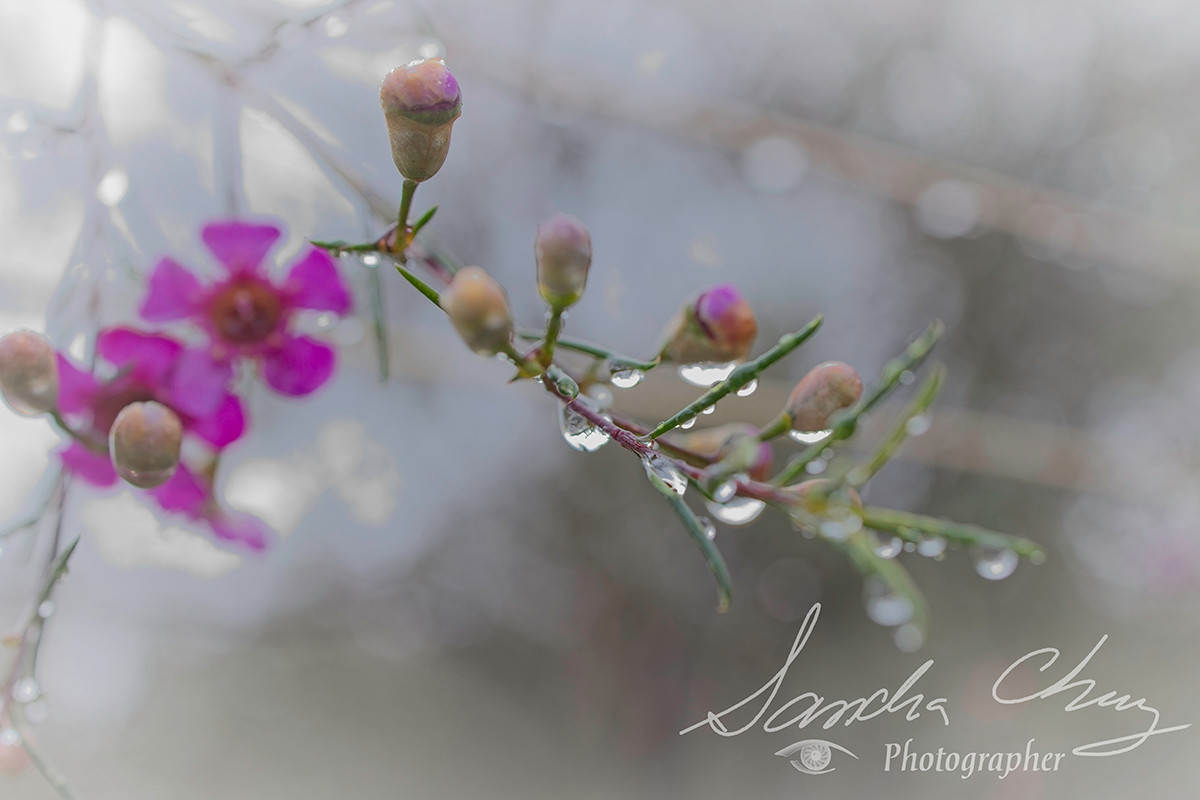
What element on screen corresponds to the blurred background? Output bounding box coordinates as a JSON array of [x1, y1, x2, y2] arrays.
[[1, 0, 1199, 797]]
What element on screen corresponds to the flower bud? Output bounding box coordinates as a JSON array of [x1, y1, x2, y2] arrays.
[[0, 330, 58, 416], [678, 423, 774, 482], [380, 58, 463, 183], [109, 401, 183, 489], [781, 479, 862, 510], [786, 361, 862, 432], [535, 213, 592, 309], [440, 266, 514, 356], [659, 284, 757, 364]]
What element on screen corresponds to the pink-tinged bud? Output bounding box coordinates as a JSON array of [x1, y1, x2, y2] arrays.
[[678, 423, 774, 482], [781, 479, 862, 510], [380, 58, 463, 182], [0, 330, 58, 416], [109, 401, 183, 489], [440, 266, 514, 356], [535, 213, 592, 309], [659, 283, 758, 364], [786, 361, 862, 432]]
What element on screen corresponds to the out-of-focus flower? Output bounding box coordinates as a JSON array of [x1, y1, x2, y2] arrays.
[[151, 463, 271, 551], [785, 361, 862, 433], [440, 266, 514, 356], [781, 478, 862, 510], [0, 330, 58, 416], [109, 401, 183, 489], [56, 327, 267, 550], [139, 220, 353, 397], [535, 213, 592, 310], [380, 58, 463, 183], [55, 327, 243, 486], [659, 284, 758, 364]]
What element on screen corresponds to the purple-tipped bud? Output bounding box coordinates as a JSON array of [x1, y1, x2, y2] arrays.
[[786, 361, 862, 432], [535, 213, 592, 309], [109, 401, 183, 489], [0, 330, 58, 416], [380, 58, 463, 183], [441, 266, 514, 356], [660, 284, 758, 364]]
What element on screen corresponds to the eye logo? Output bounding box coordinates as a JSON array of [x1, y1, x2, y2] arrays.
[[775, 739, 858, 775]]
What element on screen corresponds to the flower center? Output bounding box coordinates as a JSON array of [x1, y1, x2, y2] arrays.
[[209, 279, 283, 345]]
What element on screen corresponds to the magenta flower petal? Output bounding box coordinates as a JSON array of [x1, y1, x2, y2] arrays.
[[59, 442, 117, 487], [261, 335, 335, 397], [148, 463, 207, 515], [188, 393, 246, 448], [210, 511, 271, 552], [97, 328, 183, 385], [140, 257, 205, 322], [284, 249, 353, 314], [55, 354, 99, 416], [167, 348, 233, 420], [201, 221, 281, 274]]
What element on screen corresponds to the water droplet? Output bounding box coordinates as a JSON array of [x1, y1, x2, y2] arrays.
[[864, 577, 914, 627], [37, 601, 55, 619], [701, 404, 716, 416], [360, 253, 381, 267], [323, 14, 349, 37], [557, 403, 610, 453], [706, 496, 765, 526], [805, 459, 827, 475], [0, 728, 20, 747], [916, 535, 946, 558], [904, 541, 916, 552], [736, 379, 758, 397], [588, 386, 613, 411], [711, 479, 738, 503], [898, 370, 916, 386], [1030, 550, 1046, 566], [973, 546, 1018, 580], [699, 516, 717, 541], [905, 415, 932, 436], [788, 428, 831, 445], [417, 41, 443, 59], [894, 623, 925, 652], [677, 362, 735, 387], [96, 167, 129, 207], [12, 678, 40, 704], [610, 368, 644, 389], [819, 520, 849, 540], [680, 417, 696, 429], [644, 454, 687, 496], [870, 531, 903, 559]]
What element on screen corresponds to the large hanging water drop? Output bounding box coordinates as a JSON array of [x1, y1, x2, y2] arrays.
[[643, 453, 687, 496], [736, 379, 758, 397], [557, 403, 610, 453], [705, 496, 765, 526], [678, 362, 736, 387], [863, 577, 914, 627], [610, 368, 644, 389], [973, 546, 1018, 580]]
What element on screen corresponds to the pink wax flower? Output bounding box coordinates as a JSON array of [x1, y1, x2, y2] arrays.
[[55, 327, 246, 488], [150, 463, 271, 551], [139, 220, 353, 397]]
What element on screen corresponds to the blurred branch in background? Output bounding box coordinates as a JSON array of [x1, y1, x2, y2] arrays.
[[446, 32, 1200, 289]]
